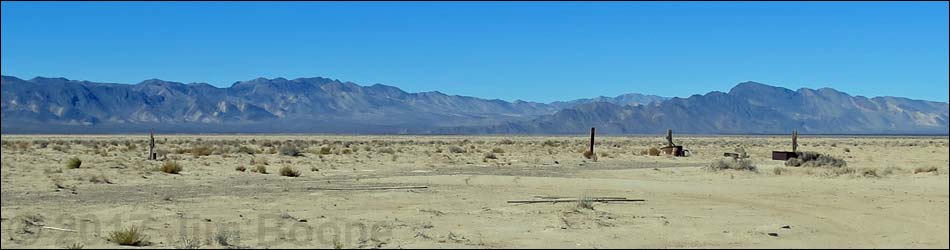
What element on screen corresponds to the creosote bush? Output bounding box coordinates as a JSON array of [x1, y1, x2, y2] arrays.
[[66, 157, 82, 169], [279, 145, 302, 157], [448, 146, 466, 154], [279, 166, 301, 177], [253, 165, 268, 174], [191, 145, 213, 158], [161, 161, 183, 174], [785, 152, 847, 168], [705, 158, 757, 172]]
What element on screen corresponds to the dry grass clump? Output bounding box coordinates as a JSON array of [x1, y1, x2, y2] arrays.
[[378, 147, 396, 154], [235, 166, 247, 172], [785, 152, 847, 168], [279, 144, 303, 157], [642, 147, 661, 156], [448, 146, 466, 154], [499, 139, 515, 145], [212, 228, 239, 247], [252, 165, 268, 174], [483, 152, 497, 161], [279, 166, 301, 177], [191, 145, 213, 158], [705, 158, 757, 172], [491, 148, 505, 154], [161, 161, 183, 174], [109, 226, 148, 246], [66, 157, 82, 169], [576, 193, 595, 210]]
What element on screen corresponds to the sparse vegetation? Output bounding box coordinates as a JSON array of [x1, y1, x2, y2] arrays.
[[253, 165, 268, 174], [109, 226, 148, 246], [491, 148, 505, 154], [785, 152, 847, 168], [212, 228, 239, 247], [645, 147, 661, 156], [191, 145, 213, 157], [279, 166, 301, 177], [576, 193, 595, 210], [279, 144, 303, 157], [706, 158, 757, 172], [483, 152, 497, 160], [448, 146, 466, 154], [379, 147, 396, 154], [65, 242, 84, 249], [66, 157, 82, 169], [582, 150, 595, 160], [236, 166, 247, 172], [161, 161, 183, 174], [176, 234, 202, 249]]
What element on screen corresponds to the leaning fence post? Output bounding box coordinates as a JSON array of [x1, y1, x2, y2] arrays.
[[147, 129, 156, 160]]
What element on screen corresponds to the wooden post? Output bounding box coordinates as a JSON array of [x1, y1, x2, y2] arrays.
[[666, 129, 675, 147], [148, 129, 156, 160], [792, 130, 798, 153], [589, 127, 596, 155]]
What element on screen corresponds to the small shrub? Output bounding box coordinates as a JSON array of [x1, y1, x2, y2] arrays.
[[542, 140, 559, 147], [705, 158, 757, 172], [582, 150, 595, 160], [499, 139, 515, 145], [576, 193, 595, 210], [191, 145, 213, 158], [235, 146, 256, 155], [378, 147, 396, 154], [161, 161, 183, 174], [491, 148, 505, 154], [66, 157, 82, 169], [483, 152, 497, 160], [212, 228, 238, 247], [109, 226, 148, 246], [341, 148, 353, 154], [253, 165, 268, 174], [65, 242, 84, 249], [279, 166, 301, 177], [176, 234, 202, 249], [785, 152, 847, 168], [235, 166, 247, 172], [772, 167, 784, 175], [448, 146, 466, 154], [318, 145, 333, 155], [279, 145, 302, 157], [646, 147, 661, 156]]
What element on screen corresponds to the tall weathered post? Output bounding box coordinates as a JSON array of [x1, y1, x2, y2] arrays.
[[147, 129, 156, 160], [589, 127, 596, 155], [792, 130, 798, 153], [666, 129, 675, 147]]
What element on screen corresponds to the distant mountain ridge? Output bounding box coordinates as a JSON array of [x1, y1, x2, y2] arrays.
[[441, 81, 948, 135], [1, 76, 947, 134]]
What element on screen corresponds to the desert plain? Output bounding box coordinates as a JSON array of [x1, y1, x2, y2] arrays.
[[0, 134, 947, 249]]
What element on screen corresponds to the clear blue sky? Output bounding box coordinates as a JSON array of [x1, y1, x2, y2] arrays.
[[2, 1, 948, 103]]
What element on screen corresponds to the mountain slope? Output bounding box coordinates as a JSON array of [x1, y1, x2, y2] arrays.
[[1, 76, 561, 133], [2, 76, 946, 134], [449, 81, 948, 134]]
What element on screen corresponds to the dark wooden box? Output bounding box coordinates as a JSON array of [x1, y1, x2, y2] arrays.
[[771, 151, 798, 161]]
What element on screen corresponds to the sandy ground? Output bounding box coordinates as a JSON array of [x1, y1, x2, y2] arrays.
[[1, 135, 947, 249]]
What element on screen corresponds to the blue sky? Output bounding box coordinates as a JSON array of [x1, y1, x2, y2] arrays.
[[2, 1, 948, 103]]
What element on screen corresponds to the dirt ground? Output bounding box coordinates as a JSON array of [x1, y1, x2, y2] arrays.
[[1, 135, 947, 249]]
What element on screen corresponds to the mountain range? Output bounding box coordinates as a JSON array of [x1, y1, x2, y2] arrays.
[[1, 75, 947, 135]]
